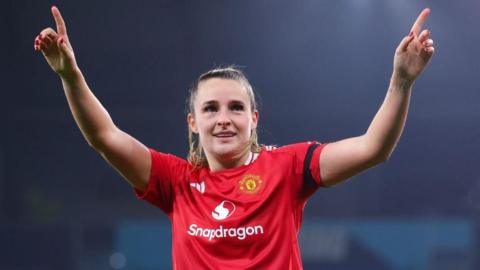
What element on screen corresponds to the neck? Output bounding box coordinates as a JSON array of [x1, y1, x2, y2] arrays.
[[206, 149, 252, 172]]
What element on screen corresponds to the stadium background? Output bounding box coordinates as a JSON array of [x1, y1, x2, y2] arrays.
[[2, 0, 479, 269]]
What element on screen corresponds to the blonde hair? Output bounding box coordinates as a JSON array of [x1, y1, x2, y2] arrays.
[[187, 66, 261, 169]]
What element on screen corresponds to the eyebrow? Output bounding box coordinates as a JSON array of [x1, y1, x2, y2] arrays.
[[201, 100, 218, 107], [229, 100, 245, 106], [201, 100, 246, 106]]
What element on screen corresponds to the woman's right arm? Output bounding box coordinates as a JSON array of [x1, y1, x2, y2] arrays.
[[35, 6, 150, 191]]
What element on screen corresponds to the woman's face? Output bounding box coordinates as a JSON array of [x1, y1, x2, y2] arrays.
[[188, 78, 258, 162]]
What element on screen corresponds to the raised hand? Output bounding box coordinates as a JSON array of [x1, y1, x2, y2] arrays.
[[393, 8, 435, 85], [34, 6, 78, 78]]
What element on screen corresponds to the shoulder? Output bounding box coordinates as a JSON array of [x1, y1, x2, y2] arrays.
[[257, 142, 323, 168], [262, 141, 322, 156], [150, 148, 187, 164], [149, 148, 192, 176]]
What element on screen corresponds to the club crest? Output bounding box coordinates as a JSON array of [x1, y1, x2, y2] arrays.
[[239, 174, 262, 194]]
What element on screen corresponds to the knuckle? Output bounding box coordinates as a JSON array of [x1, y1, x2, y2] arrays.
[[42, 28, 56, 36]]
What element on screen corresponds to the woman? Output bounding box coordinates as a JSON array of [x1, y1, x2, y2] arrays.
[[35, 6, 434, 269]]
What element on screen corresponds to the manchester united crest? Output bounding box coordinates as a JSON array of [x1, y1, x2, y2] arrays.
[[239, 174, 262, 194]]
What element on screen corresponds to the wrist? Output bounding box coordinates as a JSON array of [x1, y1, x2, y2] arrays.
[[59, 66, 82, 83], [390, 72, 414, 91]]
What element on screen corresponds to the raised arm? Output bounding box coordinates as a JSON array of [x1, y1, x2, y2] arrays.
[[35, 6, 150, 191], [319, 8, 435, 187]]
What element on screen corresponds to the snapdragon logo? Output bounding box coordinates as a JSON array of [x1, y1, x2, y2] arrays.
[[188, 224, 264, 241], [211, 200, 235, 220]]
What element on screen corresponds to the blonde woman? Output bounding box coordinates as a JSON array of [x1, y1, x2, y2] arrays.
[[35, 6, 434, 269]]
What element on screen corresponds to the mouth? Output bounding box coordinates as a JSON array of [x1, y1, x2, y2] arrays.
[[213, 131, 236, 138]]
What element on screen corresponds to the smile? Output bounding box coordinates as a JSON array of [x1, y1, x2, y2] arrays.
[[213, 132, 236, 138]]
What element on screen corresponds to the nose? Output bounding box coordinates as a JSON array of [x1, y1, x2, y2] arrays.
[[216, 109, 231, 127]]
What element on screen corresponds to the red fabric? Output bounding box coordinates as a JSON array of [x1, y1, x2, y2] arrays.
[[135, 142, 325, 270], [310, 143, 327, 187]]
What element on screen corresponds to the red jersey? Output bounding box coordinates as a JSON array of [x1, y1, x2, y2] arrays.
[[136, 142, 325, 269]]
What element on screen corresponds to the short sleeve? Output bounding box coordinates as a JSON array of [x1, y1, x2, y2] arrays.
[[134, 148, 188, 214], [306, 142, 326, 187], [279, 141, 327, 194]]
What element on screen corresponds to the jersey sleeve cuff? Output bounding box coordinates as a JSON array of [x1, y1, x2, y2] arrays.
[[309, 143, 327, 187]]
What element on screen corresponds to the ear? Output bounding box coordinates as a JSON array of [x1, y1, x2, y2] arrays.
[[251, 110, 259, 129], [187, 113, 198, 133]]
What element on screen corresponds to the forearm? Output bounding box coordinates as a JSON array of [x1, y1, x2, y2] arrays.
[[364, 74, 413, 160], [60, 68, 116, 148], [363, 9, 434, 160]]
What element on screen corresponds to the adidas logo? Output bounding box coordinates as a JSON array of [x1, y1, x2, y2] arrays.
[[190, 181, 205, 194]]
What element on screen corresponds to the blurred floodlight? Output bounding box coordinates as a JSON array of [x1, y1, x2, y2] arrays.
[[109, 252, 127, 269]]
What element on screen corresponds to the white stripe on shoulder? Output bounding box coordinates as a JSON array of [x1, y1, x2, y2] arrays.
[[264, 145, 277, 151]]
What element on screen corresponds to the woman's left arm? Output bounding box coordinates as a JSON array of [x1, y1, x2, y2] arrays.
[[319, 8, 435, 187]]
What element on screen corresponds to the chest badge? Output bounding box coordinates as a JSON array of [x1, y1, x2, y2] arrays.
[[239, 174, 262, 194]]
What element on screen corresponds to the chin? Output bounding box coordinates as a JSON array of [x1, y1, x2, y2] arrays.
[[211, 143, 245, 159], [213, 145, 237, 156]]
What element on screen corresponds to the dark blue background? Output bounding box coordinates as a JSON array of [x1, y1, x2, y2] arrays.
[[2, 0, 479, 269]]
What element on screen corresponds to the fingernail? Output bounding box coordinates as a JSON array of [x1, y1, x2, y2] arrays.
[[409, 31, 414, 37]]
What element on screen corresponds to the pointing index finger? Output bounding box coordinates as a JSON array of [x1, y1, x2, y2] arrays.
[[411, 8, 430, 36], [51, 6, 67, 36]]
